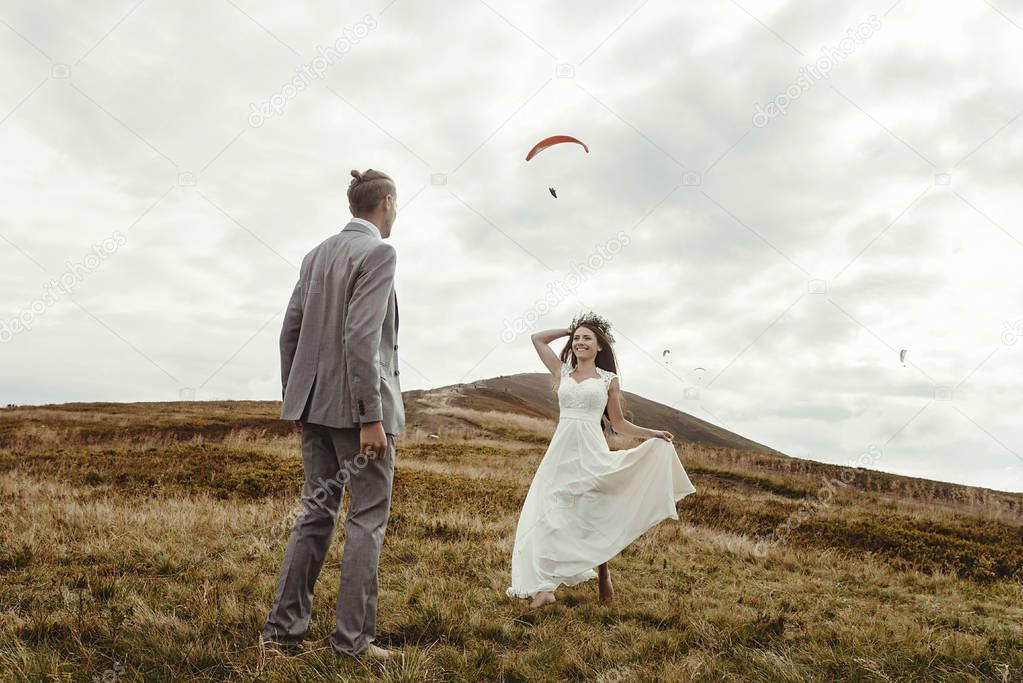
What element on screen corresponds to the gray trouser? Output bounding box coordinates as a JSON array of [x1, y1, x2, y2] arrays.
[[261, 422, 395, 655]]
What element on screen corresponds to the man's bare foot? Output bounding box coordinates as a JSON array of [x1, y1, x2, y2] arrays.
[[529, 591, 556, 609], [598, 565, 614, 604]]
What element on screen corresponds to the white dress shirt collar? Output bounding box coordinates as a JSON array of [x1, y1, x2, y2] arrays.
[[348, 217, 381, 239]]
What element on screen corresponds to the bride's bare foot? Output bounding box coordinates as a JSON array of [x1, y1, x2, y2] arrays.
[[528, 591, 556, 609], [598, 565, 614, 604]]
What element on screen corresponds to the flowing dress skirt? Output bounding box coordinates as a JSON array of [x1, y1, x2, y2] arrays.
[[506, 416, 697, 599]]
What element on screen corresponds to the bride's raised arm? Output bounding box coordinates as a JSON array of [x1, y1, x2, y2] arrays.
[[530, 328, 570, 376]]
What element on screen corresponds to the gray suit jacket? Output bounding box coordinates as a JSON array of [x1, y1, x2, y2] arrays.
[[279, 221, 405, 435]]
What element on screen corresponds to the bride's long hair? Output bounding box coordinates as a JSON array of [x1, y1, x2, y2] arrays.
[[553, 322, 627, 437]]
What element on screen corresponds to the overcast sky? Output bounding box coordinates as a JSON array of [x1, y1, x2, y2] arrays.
[[2, 0, 1022, 493]]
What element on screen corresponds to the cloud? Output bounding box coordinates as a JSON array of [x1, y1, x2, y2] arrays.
[[1, 0, 1021, 492]]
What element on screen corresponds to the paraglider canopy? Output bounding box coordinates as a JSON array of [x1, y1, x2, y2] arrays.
[[525, 135, 589, 161]]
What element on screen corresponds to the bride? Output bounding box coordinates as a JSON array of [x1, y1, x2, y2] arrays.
[[506, 311, 697, 609]]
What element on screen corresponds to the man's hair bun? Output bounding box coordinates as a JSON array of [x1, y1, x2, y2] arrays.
[[347, 168, 394, 216]]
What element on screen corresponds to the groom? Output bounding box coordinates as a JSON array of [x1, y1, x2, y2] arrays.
[[261, 169, 405, 659]]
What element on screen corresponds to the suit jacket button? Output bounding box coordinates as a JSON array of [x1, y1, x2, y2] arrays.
[[393, 344, 398, 350], [394, 370, 399, 376]]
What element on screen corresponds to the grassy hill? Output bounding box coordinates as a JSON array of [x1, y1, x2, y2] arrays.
[[404, 372, 787, 455], [1, 373, 1021, 680]]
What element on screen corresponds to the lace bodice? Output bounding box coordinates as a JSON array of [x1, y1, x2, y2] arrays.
[[557, 361, 616, 421]]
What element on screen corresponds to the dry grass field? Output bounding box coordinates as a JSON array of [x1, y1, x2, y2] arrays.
[[1, 384, 1021, 681]]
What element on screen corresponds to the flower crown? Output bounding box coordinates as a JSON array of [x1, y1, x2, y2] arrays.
[[569, 311, 615, 343]]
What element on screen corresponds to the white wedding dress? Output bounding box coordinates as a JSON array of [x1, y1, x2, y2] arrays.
[[506, 361, 697, 599]]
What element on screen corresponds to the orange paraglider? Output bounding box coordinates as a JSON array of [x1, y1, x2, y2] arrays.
[[525, 135, 589, 161]]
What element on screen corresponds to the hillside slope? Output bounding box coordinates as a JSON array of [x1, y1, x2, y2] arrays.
[[404, 371, 786, 455]]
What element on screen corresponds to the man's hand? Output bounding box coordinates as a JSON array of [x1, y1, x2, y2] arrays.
[[360, 421, 388, 460]]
